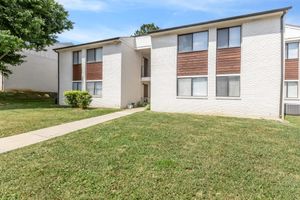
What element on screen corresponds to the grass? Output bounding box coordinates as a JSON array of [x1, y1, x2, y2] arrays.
[[0, 111, 300, 199], [0, 91, 118, 138]]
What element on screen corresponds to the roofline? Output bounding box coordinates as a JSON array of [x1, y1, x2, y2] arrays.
[[149, 6, 292, 34], [286, 24, 300, 29], [53, 37, 121, 51]]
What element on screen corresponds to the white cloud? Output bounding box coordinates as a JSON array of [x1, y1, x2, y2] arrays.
[[56, 0, 107, 11]]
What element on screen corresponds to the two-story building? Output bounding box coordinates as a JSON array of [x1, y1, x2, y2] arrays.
[[55, 7, 300, 119]]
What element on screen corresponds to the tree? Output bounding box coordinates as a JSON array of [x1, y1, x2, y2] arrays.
[[133, 23, 160, 36], [0, 0, 73, 77]]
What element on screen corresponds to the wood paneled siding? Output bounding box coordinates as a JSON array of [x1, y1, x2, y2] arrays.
[[285, 59, 299, 80], [73, 64, 82, 81], [86, 62, 103, 80], [177, 51, 208, 76], [216, 47, 241, 74]]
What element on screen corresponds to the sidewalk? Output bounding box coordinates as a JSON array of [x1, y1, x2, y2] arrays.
[[0, 108, 144, 154]]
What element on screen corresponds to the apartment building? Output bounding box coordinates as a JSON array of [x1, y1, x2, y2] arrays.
[[55, 7, 299, 119], [1, 43, 69, 92], [284, 24, 300, 115]]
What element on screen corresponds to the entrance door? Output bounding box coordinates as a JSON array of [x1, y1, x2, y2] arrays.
[[143, 84, 148, 98]]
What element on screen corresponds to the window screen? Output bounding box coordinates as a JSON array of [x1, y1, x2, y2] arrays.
[[216, 76, 240, 97], [178, 77, 208, 97], [87, 81, 102, 96], [192, 77, 208, 96], [72, 82, 82, 91], [217, 27, 241, 48], [193, 32, 208, 51], [178, 34, 193, 53], [286, 81, 298, 98], [286, 43, 299, 59]]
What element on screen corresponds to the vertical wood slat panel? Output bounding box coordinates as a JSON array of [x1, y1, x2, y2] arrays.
[[177, 51, 208, 76], [73, 64, 82, 81], [86, 62, 103, 80], [285, 59, 299, 80], [216, 47, 241, 74]]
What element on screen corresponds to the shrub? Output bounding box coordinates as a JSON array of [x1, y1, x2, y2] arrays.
[[77, 91, 92, 109], [64, 91, 92, 109], [64, 91, 81, 107]]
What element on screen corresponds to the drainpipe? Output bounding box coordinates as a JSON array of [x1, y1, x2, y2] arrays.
[[279, 12, 287, 119], [57, 51, 60, 105]]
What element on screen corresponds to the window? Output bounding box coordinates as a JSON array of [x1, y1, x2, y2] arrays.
[[178, 31, 208, 53], [177, 77, 208, 97], [87, 81, 102, 96], [87, 48, 103, 62], [216, 76, 240, 97], [217, 26, 241, 48], [72, 82, 82, 91], [73, 51, 82, 64], [286, 43, 299, 59], [285, 81, 298, 98]]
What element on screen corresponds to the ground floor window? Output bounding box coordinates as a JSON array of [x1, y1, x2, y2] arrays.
[[72, 82, 82, 91], [87, 81, 102, 96], [216, 76, 240, 97], [285, 81, 298, 98], [177, 77, 208, 97]]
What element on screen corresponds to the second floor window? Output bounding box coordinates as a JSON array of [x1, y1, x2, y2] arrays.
[[87, 48, 103, 63], [178, 31, 208, 53], [73, 51, 82, 64], [217, 26, 241, 49], [286, 42, 299, 59]]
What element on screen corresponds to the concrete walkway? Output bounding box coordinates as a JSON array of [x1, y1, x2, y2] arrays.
[[0, 108, 144, 154]]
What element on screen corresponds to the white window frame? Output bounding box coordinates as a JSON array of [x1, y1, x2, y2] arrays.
[[217, 26, 241, 49], [285, 80, 299, 99], [177, 75, 208, 98], [86, 80, 103, 97], [286, 42, 299, 59], [216, 74, 241, 98], [178, 31, 209, 53], [72, 81, 82, 91], [73, 51, 82, 64], [87, 48, 103, 63]]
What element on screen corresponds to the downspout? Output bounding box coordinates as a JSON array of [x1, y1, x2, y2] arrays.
[[57, 51, 60, 105], [279, 12, 286, 119]]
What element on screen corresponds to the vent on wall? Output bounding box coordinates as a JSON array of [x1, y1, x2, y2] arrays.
[[285, 104, 300, 115]]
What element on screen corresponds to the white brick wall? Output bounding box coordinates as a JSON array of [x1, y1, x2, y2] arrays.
[[59, 43, 123, 108], [121, 38, 143, 108], [151, 16, 282, 119]]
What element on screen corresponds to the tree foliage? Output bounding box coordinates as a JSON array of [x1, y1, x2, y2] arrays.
[[133, 23, 160, 36], [0, 0, 73, 77]]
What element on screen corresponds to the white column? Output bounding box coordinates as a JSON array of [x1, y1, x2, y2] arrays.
[[208, 28, 217, 99], [81, 49, 87, 91]]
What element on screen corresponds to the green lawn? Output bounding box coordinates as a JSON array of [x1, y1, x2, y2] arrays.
[[0, 91, 118, 138], [1, 111, 300, 199]]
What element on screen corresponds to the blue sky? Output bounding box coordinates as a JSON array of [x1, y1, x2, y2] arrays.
[[56, 0, 300, 44]]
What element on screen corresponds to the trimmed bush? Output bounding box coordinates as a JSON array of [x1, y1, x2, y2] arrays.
[[64, 91, 92, 109], [77, 91, 92, 109]]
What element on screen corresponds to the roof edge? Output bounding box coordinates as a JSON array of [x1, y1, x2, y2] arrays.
[[149, 6, 292, 34], [53, 37, 121, 51], [286, 24, 300, 29]]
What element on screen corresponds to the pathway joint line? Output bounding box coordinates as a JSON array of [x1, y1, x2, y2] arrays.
[[0, 108, 144, 154]]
